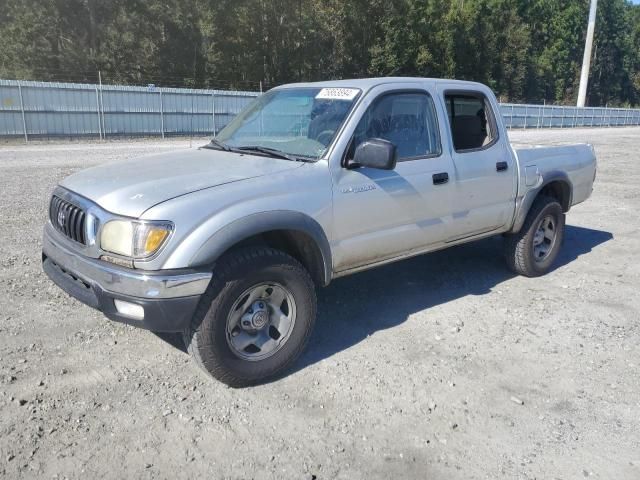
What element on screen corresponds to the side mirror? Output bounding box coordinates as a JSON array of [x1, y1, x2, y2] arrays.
[[348, 138, 397, 170]]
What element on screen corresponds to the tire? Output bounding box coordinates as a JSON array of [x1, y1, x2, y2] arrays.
[[504, 195, 565, 277], [182, 247, 316, 387]]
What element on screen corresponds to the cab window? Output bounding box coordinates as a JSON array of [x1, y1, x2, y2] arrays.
[[444, 92, 497, 151], [350, 92, 441, 161]]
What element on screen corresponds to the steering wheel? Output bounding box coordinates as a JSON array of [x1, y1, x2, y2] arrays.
[[315, 129, 335, 147]]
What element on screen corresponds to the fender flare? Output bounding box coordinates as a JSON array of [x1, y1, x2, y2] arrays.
[[188, 210, 332, 286], [511, 171, 573, 233]]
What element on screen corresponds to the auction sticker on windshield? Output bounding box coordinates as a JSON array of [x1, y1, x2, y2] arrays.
[[315, 88, 359, 101]]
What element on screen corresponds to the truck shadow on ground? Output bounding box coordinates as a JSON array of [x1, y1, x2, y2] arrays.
[[292, 224, 612, 374], [155, 225, 612, 376]]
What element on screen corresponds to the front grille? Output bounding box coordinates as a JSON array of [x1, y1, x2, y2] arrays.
[[49, 195, 87, 244]]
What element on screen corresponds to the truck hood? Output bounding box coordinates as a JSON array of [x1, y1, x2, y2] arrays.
[[60, 147, 303, 218]]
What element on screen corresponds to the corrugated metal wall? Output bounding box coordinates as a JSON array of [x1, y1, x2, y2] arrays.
[[500, 103, 640, 129], [1, 79, 639, 140], [0, 79, 259, 139]]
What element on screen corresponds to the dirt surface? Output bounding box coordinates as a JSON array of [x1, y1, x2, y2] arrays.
[[0, 128, 639, 479]]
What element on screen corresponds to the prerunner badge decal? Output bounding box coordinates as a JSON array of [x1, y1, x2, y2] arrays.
[[315, 88, 359, 101]]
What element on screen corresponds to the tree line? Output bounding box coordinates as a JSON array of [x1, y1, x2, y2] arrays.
[[1, 0, 639, 106]]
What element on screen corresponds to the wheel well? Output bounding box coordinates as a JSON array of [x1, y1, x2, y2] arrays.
[[226, 229, 328, 287], [539, 180, 571, 212]]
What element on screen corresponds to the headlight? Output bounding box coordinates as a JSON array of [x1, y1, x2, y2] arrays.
[[100, 220, 173, 258]]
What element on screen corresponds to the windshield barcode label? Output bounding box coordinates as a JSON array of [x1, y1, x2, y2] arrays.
[[315, 88, 359, 101]]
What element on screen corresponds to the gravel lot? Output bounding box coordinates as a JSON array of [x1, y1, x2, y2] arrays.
[[0, 128, 639, 480]]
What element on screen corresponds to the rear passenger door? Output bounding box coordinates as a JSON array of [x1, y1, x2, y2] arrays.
[[439, 88, 517, 239]]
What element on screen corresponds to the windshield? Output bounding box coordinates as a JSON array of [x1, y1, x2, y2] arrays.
[[214, 87, 361, 160]]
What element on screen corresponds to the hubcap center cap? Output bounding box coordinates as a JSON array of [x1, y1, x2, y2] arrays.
[[251, 310, 269, 329]]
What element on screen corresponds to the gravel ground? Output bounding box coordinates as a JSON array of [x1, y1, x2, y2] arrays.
[[0, 128, 639, 480]]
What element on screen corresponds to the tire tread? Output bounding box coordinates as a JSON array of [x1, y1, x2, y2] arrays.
[[504, 195, 564, 277], [182, 247, 316, 387]]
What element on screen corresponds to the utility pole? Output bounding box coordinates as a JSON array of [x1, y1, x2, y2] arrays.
[[577, 0, 597, 107]]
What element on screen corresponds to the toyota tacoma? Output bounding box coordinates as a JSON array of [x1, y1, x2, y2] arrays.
[[42, 78, 597, 387]]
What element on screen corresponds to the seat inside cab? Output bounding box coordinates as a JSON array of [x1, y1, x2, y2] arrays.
[[445, 93, 495, 151]]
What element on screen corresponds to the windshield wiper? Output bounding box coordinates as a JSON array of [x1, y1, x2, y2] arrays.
[[204, 142, 313, 162], [235, 146, 308, 162], [203, 138, 232, 152]]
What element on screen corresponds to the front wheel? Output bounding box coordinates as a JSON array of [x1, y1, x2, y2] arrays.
[[183, 247, 317, 387], [504, 195, 565, 277]]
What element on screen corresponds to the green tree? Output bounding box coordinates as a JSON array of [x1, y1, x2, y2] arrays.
[[0, 0, 638, 105]]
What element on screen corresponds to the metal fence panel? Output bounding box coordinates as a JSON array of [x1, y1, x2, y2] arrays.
[[499, 103, 640, 129], [1, 79, 639, 140], [0, 83, 26, 137], [0, 79, 260, 140]]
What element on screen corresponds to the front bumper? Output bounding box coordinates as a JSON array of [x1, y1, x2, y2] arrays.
[[42, 227, 212, 332]]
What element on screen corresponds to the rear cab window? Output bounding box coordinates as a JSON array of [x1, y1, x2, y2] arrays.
[[444, 92, 498, 152]]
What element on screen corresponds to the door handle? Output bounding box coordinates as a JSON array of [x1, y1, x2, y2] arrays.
[[432, 172, 449, 185], [496, 161, 508, 172]]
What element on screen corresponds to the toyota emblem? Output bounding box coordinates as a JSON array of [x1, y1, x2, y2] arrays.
[[57, 209, 66, 228]]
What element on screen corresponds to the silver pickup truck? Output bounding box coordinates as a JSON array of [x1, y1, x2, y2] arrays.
[[43, 78, 596, 386]]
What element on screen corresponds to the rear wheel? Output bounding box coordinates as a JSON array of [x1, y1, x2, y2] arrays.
[[504, 195, 565, 277], [183, 247, 316, 387]]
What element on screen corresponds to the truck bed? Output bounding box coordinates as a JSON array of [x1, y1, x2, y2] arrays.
[[512, 143, 596, 208]]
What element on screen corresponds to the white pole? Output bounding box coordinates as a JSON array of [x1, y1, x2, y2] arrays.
[[577, 0, 597, 107]]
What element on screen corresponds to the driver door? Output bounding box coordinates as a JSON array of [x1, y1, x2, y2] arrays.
[[330, 84, 456, 272]]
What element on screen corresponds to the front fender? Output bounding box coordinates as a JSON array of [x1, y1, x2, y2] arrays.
[[188, 210, 332, 285]]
